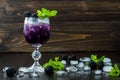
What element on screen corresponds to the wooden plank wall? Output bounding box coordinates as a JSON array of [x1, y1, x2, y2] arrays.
[[0, 0, 120, 52]]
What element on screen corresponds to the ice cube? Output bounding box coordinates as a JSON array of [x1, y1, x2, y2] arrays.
[[83, 66, 91, 71], [76, 62, 85, 69], [95, 70, 102, 75], [103, 66, 113, 73]]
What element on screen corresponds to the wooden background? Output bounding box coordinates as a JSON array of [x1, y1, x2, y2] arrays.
[[0, 0, 120, 52]]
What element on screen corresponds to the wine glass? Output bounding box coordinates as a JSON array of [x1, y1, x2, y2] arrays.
[[20, 17, 50, 76]]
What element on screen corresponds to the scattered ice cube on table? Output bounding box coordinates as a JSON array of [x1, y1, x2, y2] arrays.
[[104, 62, 112, 66], [19, 67, 29, 73], [76, 62, 85, 69], [61, 60, 67, 65], [55, 71, 66, 77], [66, 66, 78, 72], [80, 57, 90, 62], [95, 70, 102, 75], [2, 66, 9, 72], [83, 66, 91, 71], [18, 71, 24, 77], [103, 58, 111, 63], [103, 66, 113, 73], [70, 60, 78, 66]]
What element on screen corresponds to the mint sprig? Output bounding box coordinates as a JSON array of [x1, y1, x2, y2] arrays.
[[37, 8, 58, 19], [43, 57, 64, 72], [109, 64, 120, 77], [90, 54, 105, 64]]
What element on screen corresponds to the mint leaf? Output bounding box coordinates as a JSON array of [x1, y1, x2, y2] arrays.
[[109, 64, 120, 77], [99, 56, 105, 62], [49, 59, 53, 63], [55, 57, 59, 62], [42, 57, 64, 72], [43, 63, 51, 68], [91, 54, 98, 63], [37, 8, 58, 19], [109, 69, 119, 77], [37, 10, 42, 16], [37, 10, 44, 19], [50, 10, 58, 16], [90, 54, 105, 64], [42, 8, 50, 16], [114, 64, 120, 73]]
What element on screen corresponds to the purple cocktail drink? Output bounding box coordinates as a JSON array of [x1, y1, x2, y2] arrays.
[[23, 17, 50, 45]]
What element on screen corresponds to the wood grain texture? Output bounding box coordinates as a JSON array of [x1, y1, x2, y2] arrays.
[[0, 51, 120, 68], [0, 0, 120, 52]]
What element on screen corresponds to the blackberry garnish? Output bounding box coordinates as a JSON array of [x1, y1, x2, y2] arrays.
[[24, 11, 31, 17], [31, 13, 38, 18], [45, 66, 54, 75]]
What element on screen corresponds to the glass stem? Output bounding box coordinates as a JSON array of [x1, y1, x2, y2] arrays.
[[28, 44, 44, 74], [32, 47, 41, 66]]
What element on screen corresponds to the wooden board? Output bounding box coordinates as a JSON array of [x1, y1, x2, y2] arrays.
[[0, 0, 120, 52]]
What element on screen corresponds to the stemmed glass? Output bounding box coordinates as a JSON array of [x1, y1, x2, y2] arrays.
[[20, 17, 50, 76]]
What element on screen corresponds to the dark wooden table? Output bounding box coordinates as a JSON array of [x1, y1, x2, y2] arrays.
[[0, 51, 120, 80]]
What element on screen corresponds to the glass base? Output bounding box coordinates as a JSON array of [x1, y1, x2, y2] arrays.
[[18, 44, 44, 77], [28, 61, 44, 73], [18, 62, 44, 77]]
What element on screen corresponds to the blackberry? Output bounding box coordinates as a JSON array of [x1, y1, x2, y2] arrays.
[[61, 55, 68, 61], [89, 61, 97, 70], [98, 61, 104, 70], [24, 11, 31, 17], [68, 55, 77, 65], [68, 55, 76, 61], [45, 66, 54, 76], [6, 67, 17, 77], [31, 13, 38, 18]]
